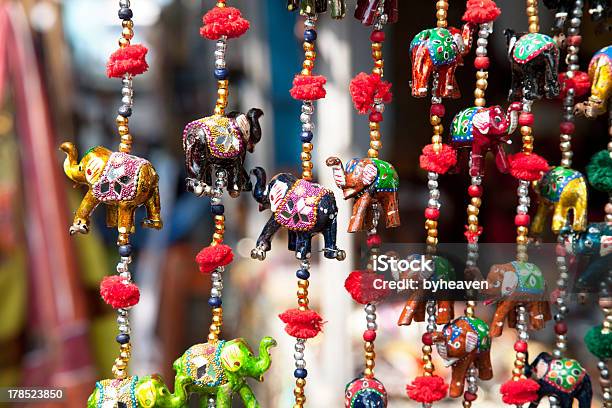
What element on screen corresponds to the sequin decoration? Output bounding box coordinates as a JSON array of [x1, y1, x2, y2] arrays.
[[95, 376, 138, 408], [345, 377, 388, 408], [183, 341, 227, 387], [92, 152, 147, 202], [200, 115, 245, 159], [274, 179, 327, 231], [544, 358, 587, 393]]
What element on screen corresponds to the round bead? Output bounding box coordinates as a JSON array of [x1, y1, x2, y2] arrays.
[[468, 185, 483, 197], [118, 106, 132, 117], [554, 322, 568, 334], [369, 112, 383, 122], [294, 368, 308, 378], [518, 112, 534, 126], [118, 7, 133, 20], [363, 330, 377, 342], [430, 103, 445, 117], [425, 207, 440, 220], [116, 333, 130, 344], [559, 121, 575, 134], [422, 332, 433, 346], [515, 214, 530, 226], [304, 29, 317, 42], [474, 56, 490, 70], [296, 269, 311, 280], [567, 35, 582, 46], [211, 204, 225, 215], [214, 68, 229, 80], [370, 30, 385, 42], [514, 340, 528, 353], [300, 131, 313, 143], [118, 244, 133, 257], [208, 297, 222, 307], [464, 392, 477, 402]]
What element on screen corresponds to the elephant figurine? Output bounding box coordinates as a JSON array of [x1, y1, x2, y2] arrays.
[[575, 45, 611, 118], [410, 23, 475, 98], [524, 352, 593, 408], [544, 0, 610, 32], [250, 167, 345, 260], [173, 337, 276, 408], [531, 166, 588, 236], [87, 374, 191, 408], [450, 102, 522, 176], [286, 0, 346, 19], [325, 156, 400, 233], [505, 29, 560, 101], [484, 261, 551, 337], [564, 222, 612, 292], [60, 142, 162, 243], [432, 316, 493, 398], [183, 108, 263, 197], [397, 255, 456, 325]]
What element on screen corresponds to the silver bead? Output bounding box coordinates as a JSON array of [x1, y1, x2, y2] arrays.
[[374, 103, 385, 113], [300, 113, 311, 123], [119, 324, 130, 333], [427, 180, 438, 189], [602, 369, 610, 379], [366, 313, 377, 323], [428, 199, 441, 209], [117, 262, 128, 273], [519, 196, 530, 205], [294, 352, 304, 361], [121, 87, 133, 98], [295, 359, 306, 369], [117, 316, 128, 325], [475, 46, 487, 56], [428, 172, 438, 181], [301, 103, 314, 114], [295, 341, 306, 352], [215, 59, 226, 68], [367, 322, 378, 330], [121, 76, 132, 87], [430, 189, 440, 200], [364, 304, 376, 314], [120, 272, 131, 280], [121, 96, 133, 107], [598, 361, 607, 370], [210, 288, 221, 297], [119, 0, 130, 7], [553, 349, 563, 358], [302, 122, 314, 132]]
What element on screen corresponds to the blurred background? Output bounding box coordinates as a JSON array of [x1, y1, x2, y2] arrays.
[[0, 0, 610, 406]]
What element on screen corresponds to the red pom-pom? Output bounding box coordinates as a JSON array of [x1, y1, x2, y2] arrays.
[[349, 72, 392, 114], [420, 144, 457, 174], [508, 153, 549, 181], [290, 74, 327, 101], [195, 244, 234, 273], [366, 234, 382, 248], [279, 308, 324, 339], [500, 378, 540, 405], [106, 44, 149, 78], [558, 71, 591, 99], [344, 270, 389, 304], [100, 275, 140, 309], [200, 6, 250, 40], [462, 0, 501, 23], [406, 375, 448, 403]]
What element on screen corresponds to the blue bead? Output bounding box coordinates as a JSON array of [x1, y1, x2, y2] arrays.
[[211, 204, 225, 215], [118, 244, 132, 257], [208, 297, 222, 307], [304, 29, 317, 42], [294, 368, 307, 378], [116, 334, 130, 344], [118, 7, 133, 20], [118, 106, 132, 117], [300, 131, 313, 143], [296, 269, 310, 280], [214, 68, 229, 80]]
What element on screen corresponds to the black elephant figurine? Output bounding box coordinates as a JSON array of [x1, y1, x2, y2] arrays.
[[183, 108, 263, 198], [524, 352, 592, 408], [565, 222, 612, 293], [250, 167, 345, 261], [504, 29, 560, 101]]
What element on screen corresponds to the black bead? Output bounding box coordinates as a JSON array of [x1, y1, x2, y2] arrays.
[[118, 244, 132, 257], [208, 297, 222, 307], [118, 106, 132, 117], [294, 368, 307, 378], [118, 7, 133, 20], [296, 269, 310, 280], [116, 333, 130, 344], [211, 204, 225, 215]]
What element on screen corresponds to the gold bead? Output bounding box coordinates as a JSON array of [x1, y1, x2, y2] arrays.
[[213, 232, 224, 241], [118, 125, 129, 136], [369, 121, 380, 131], [468, 224, 479, 233], [212, 315, 222, 324], [467, 205, 479, 215], [114, 368, 126, 379], [218, 88, 228, 98], [296, 378, 306, 387], [365, 351, 376, 360], [372, 50, 383, 60], [364, 368, 374, 377], [517, 226, 528, 235], [436, 0, 449, 10], [528, 23, 539, 33], [422, 345, 432, 353], [305, 50, 316, 60], [370, 130, 381, 141], [302, 161, 313, 170], [425, 220, 437, 230], [298, 279, 310, 288], [423, 362, 435, 372], [372, 67, 383, 76], [517, 235, 529, 245], [300, 152, 311, 162], [297, 288, 308, 298], [370, 140, 382, 150], [119, 143, 131, 153], [303, 42, 314, 52], [122, 20, 134, 29], [437, 20, 448, 28], [436, 9, 447, 20], [433, 125, 443, 134], [475, 98, 486, 107], [302, 142, 313, 152], [371, 42, 383, 51], [121, 134, 133, 144], [431, 135, 442, 144], [476, 79, 488, 89], [471, 197, 482, 207], [116, 115, 129, 126], [303, 60, 314, 69], [214, 106, 224, 115], [302, 170, 312, 180], [432, 143, 442, 153], [514, 359, 525, 367], [426, 236, 438, 246], [427, 229, 438, 238], [430, 115, 441, 126], [476, 71, 488, 79], [528, 15, 539, 25], [120, 351, 131, 360], [365, 359, 375, 369], [468, 215, 479, 224], [512, 367, 523, 376], [119, 37, 129, 48], [122, 27, 134, 40], [474, 88, 485, 98]]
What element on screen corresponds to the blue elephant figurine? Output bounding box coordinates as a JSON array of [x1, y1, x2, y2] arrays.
[[250, 167, 346, 261], [565, 222, 612, 292]]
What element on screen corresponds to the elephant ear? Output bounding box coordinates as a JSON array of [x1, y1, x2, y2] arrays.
[[501, 270, 518, 297], [137, 381, 157, 408], [269, 181, 289, 212], [220, 340, 247, 373], [472, 110, 491, 134], [466, 331, 478, 352], [362, 163, 378, 185], [534, 359, 549, 379]]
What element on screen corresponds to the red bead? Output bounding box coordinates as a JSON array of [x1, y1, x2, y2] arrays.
[[370, 30, 385, 43], [474, 56, 490, 70], [567, 35, 582, 46], [366, 234, 382, 248], [555, 322, 568, 335], [514, 214, 530, 227], [363, 330, 377, 342], [514, 340, 528, 353], [468, 185, 483, 197], [425, 208, 440, 220], [559, 121, 575, 135], [556, 244, 567, 257], [422, 332, 433, 346], [430, 103, 445, 118], [518, 112, 534, 126], [369, 111, 383, 123], [464, 392, 477, 402]]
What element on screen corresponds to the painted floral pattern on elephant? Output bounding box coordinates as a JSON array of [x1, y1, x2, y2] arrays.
[[539, 166, 582, 202], [512, 33, 556, 64], [95, 377, 138, 408], [544, 358, 586, 393], [345, 377, 387, 408], [371, 159, 399, 192], [182, 341, 226, 387], [410, 28, 457, 66], [92, 152, 147, 202], [511, 261, 545, 294], [274, 179, 326, 231], [451, 107, 480, 143]]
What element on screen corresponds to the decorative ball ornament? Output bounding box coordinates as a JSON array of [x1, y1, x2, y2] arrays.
[[345, 377, 388, 408]]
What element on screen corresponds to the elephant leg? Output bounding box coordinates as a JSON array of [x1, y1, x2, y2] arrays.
[[558, 394, 573, 408], [238, 383, 260, 408], [436, 300, 453, 324], [226, 164, 240, 198], [215, 384, 233, 408], [106, 205, 118, 228], [295, 233, 312, 260], [379, 193, 400, 229], [142, 183, 163, 229], [469, 140, 486, 177], [253, 216, 280, 260], [493, 142, 510, 174], [288, 230, 297, 252], [528, 301, 547, 331], [240, 164, 252, 192], [448, 356, 472, 397], [490, 300, 514, 337], [70, 189, 100, 235], [571, 181, 588, 232], [440, 64, 460, 99], [576, 375, 593, 408], [323, 217, 345, 260], [411, 48, 431, 97], [348, 194, 372, 233], [545, 51, 560, 98], [117, 204, 136, 245], [531, 200, 552, 237], [397, 290, 424, 325], [476, 349, 493, 380]]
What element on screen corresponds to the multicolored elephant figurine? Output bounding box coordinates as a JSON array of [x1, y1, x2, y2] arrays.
[[450, 102, 522, 176], [397, 255, 456, 325], [87, 374, 191, 408], [410, 23, 475, 98], [183, 108, 263, 197], [173, 337, 276, 408], [532, 166, 588, 236], [345, 376, 388, 408], [433, 316, 493, 398], [525, 352, 593, 408], [505, 30, 560, 101], [60, 142, 162, 242], [250, 167, 345, 260], [575, 45, 611, 118], [565, 222, 612, 292], [484, 261, 551, 337], [325, 156, 400, 233]]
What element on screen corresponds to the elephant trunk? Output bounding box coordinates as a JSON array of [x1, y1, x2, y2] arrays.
[[506, 102, 522, 134], [246, 108, 264, 153], [60, 141, 84, 184], [325, 156, 346, 187], [251, 167, 269, 210], [253, 337, 277, 381]]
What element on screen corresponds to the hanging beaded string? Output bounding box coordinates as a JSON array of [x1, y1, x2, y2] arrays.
[[297, 17, 318, 181]]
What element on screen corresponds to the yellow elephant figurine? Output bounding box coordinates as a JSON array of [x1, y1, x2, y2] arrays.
[[575, 45, 611, 118], [532, 166, 587, 236], [60, 142, 162, 243]]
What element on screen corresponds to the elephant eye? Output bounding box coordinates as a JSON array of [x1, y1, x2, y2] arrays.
[[234, 361, 241, 367], [493, 281, 501, 288], [453, 341, 461, 348], [494, 116, 502, 123]]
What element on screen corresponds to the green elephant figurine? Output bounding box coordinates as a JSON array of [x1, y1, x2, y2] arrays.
[[87, 374, 191, 408], [60, 142, 162, 243], [532, 166, 587, 235], [173, 337, 276, 408]]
